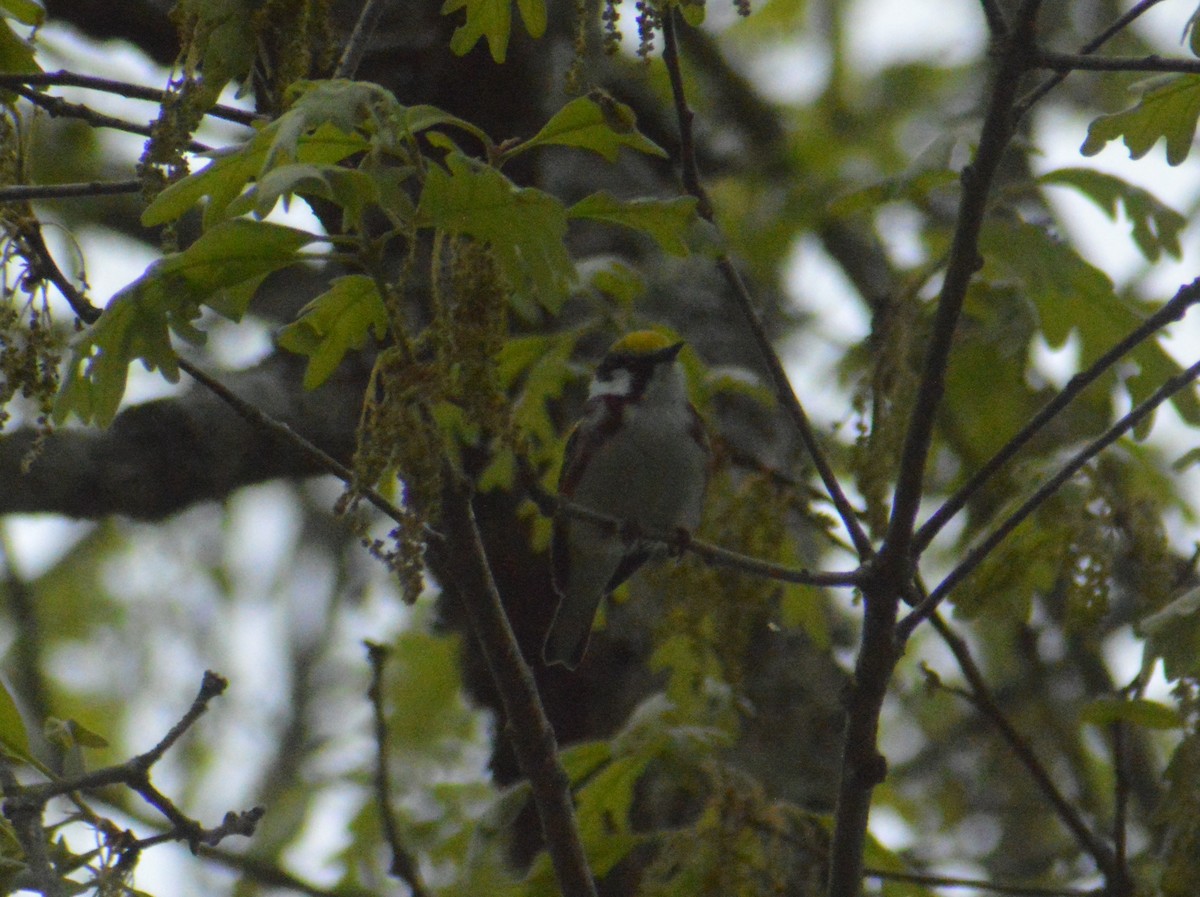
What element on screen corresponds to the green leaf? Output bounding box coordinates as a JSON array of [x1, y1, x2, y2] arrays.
[[586, 258, 645, 308], [278, 274, 388, 389], [979, 219, 1200, 433], [1140, 586, 1200, 680], [517, 94, 667, 162], [569, 192, 698, 255], [0, 0, 45, 26], [1080, 697, 1182, 730], [417, 152, 574, 315], [143, 123, 369, 227], [225, 162, 386, 224], [516, 0, 546, 38], [1040, 167, 1186, 261], [0, 679, 33, 764], [173, 0, 257, 107], [0, 19, 39, 84], [443, 0, 512, 62], [1081, 75, 1200, 166], [56, 221, 315, 425]]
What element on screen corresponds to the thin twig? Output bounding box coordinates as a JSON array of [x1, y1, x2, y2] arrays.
[[177, 357, 597, 897], [435, 474, 599, 897], [364, 643, 432, 897], [0, 71, 259, 126], [882, 0, 1042, 566], [1035, 49, 1200, 75], [1111, 720, 1132, 896], [660, 8, 873, 561], [827, 7, 1044, 896], [925, 612, 1117, 876], [0, 180, 143, 202], [334, 0, 392, 79], [866, 865, 1094, 897], [915, 277, 1200, 554], [977, 0, 1008, 37], [176, 357, 408, 524], [12, 85, 212, 154], [521, 469, 860, 588], [1014, 0, 1171, 119], [904, 354, 1200, 636], [8, 214, 103, 322]]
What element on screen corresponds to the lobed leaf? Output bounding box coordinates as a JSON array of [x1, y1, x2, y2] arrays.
[[277, 274, 388, 389], [56, 221, 315, 425], [1040, 167, 1186, 262], [443, 0, 512, 62], [1081, 75, 1200, 166], [0, 679, 34, 764], [0, 0, 44, 26], [417, 152, 574, 316], [569, 192, 698, 256], [517, 94, 667, 162], [1080, 696, 1182, 730]]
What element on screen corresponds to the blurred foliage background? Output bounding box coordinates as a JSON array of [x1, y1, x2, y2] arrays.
[[3, 1, 1200, 896]]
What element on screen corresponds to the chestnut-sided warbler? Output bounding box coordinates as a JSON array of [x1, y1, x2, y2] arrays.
[[543, 330, 710, 669]]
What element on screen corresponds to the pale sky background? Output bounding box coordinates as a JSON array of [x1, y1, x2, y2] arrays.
[[5, 0, 1200, 890]]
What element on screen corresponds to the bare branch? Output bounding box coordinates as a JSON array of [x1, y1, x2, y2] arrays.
[[883, 0, 1042, 566], [866, 865, 1095, 897], [828, 5, 1045, 896], [335, 0, 392, 80], [520, 468, 860, 588], [0, 71, 259, 127], [0, 180, 142, 201], [1035, 49, 1200, 76], [660, 9, 873, 561], [2, 671, 260, 891], [1015, 0, 1172, 118], [435, 475, 599, 897], [924, 612, 1117, 876], [364, 642, 432, 897], [915, 277, 1200, 554], [13, 85, 212, 154], [7, 213, 103, 322], [903, 354, 1200, 636]]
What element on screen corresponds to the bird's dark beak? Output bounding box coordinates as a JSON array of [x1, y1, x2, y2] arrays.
[[656, 341, 686, 363]]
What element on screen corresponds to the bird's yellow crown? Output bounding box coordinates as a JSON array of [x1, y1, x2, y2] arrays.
[[607, 330, 676, 356]]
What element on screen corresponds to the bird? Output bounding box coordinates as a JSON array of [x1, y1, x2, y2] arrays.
[[542, 330, 710, 670]]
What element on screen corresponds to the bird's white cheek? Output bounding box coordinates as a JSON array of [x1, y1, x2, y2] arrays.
[[590, 368, 633, 399]]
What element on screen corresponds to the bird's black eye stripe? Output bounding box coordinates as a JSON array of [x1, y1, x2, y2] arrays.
[[596, 342, 684, 378]]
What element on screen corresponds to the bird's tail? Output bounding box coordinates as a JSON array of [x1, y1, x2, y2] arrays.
[[542, 588, 605, 670]]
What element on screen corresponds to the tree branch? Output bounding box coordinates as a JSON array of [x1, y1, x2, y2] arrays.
[[1035, 49, 1200, 76], [1014, 0, 1171, 119], [903, 354, 1200, 637], [924, 612, 1117, 877], [364, 642, 432, 897], [0, 352, 363, 519], [8, 212, 103, 322], [520, 469, 860, 588], [13, 85, 212, 154], [0, 71, 259, 127], [660, 8, 873, 561], [2, 670, 261, 892], [0, 180, 143, 201], [435, 475, 598, 897], [828, 6, 1044, 896], [334, 0, 392, 80], [915, 277, 1200, 554], [882, 0, 1042, 565], [172, 359, 598, 897]]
